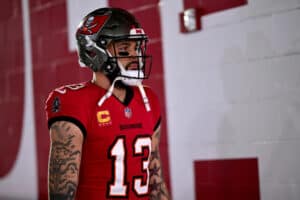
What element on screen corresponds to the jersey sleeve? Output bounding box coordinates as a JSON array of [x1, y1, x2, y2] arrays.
[[45, 87, 89, 136]]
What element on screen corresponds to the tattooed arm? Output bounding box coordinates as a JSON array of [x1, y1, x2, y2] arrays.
[[48, 121, 84, 200], [149, 125, 170, 200]]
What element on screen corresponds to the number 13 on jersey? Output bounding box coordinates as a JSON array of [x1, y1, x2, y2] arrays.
[[107, 135, 152, 197]]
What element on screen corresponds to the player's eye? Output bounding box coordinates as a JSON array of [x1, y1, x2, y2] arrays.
[[116, 45, 130, 56]]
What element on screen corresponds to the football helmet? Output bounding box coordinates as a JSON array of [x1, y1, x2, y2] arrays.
[[76, 7, 152, 111], [76, 7, 152, 84]]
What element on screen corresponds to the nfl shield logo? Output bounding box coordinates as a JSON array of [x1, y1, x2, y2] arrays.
[[124, 107, 132, 118], [52, 97, 60, 113]]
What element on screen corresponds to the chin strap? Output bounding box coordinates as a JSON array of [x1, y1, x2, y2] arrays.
[[97, 78, 151, 112], [98, 77, 122, 107], [137, 83, 151, 112]]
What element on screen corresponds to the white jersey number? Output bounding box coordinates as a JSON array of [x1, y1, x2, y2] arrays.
[[108, 136, 152, 197], [54, 83, 85, 94]]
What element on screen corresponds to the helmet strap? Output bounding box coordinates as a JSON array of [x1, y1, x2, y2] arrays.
[[137, 84, 151, 112], [97, 76, 123, 107], [97, 75, 151, 112]]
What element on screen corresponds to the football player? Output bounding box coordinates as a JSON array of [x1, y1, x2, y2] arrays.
[[45, 7, 170, 200]]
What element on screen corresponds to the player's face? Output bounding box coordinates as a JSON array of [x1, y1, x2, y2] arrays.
[[107, 40, 143, 70]]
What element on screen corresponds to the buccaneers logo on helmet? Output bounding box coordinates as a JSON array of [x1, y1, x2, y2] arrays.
[[78, 15, 109, 35]]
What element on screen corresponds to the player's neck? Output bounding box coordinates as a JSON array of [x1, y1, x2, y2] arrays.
[[92, 72, 127, 102]]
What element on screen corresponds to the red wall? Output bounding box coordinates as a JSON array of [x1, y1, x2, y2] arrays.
[[194, 158, 260, 200], [0, 0, 24, 178]]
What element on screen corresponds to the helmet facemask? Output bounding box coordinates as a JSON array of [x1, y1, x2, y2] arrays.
[[106, 36, 152, 86], [96, 36, 152, 111]]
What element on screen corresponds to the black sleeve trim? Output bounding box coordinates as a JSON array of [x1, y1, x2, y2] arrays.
[[153, 116, 162, 132], [48, 116, 87, 138]]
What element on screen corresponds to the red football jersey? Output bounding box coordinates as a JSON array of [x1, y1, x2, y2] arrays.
[[45, 81, 161, 199]]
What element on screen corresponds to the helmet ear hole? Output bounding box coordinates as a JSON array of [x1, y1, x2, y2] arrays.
[[86, 50, 96, 58], [81, 44, 109, 72]]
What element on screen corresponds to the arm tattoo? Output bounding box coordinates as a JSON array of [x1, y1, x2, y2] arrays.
[[149, 129, 170, 200], [49, 122, 82, 200]]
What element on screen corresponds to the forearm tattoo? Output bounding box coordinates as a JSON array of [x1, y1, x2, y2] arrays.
[[149, 130, 170, 200], [49, 121, 82, 200]]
